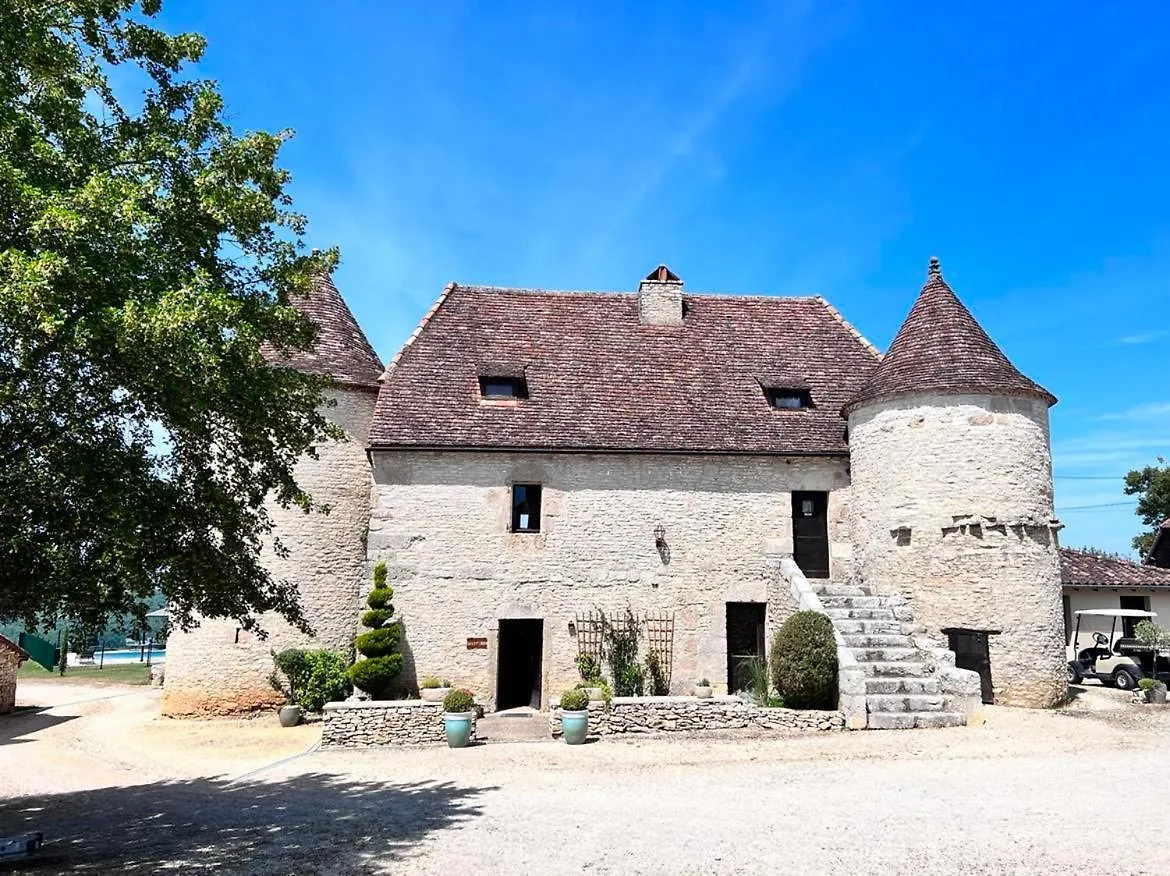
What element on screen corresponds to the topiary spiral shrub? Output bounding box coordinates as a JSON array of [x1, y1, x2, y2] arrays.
[[347, 560, 403, 698], [770, 611, 838, 710]]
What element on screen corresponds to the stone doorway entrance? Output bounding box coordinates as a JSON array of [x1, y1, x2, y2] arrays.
[[792, 491, 830, 578], [945, 627, 995, 704], [726, 602, 766, 692], [497, 619, 543, 710]]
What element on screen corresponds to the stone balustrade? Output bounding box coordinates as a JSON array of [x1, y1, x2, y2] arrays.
[[549, 695, 844, 736], [322, 699, 474, 747]]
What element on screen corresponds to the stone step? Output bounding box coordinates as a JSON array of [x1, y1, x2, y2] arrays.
[[818, 596, 886, 609], [851, 647, 920, 663], [841, 634, 913, 649], [833, 620, 903, 635], [814, 584, 874, 597], [856, 661, 930, 677], [865, 677, 941, 695], [824, 607, 896, 621], [476, 711, 551, 743], [865, 694, 945, 713], [868, 711, 966, 730]]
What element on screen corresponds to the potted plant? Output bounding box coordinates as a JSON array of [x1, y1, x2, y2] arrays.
[[559, 688, 591, 744], [694, 678, 713, 699], [576, 654, 606, 702], [1138, 677, 1168, 704], [442, 688, 476, 748], [269, 648, 307, 727], [420, 676, 453, 703]]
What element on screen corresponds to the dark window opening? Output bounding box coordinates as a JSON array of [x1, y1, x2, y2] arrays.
[[1120, 595, 1150, 638], [511, 484, 542, 532], [792, 491, 830, 579], [765, 387, 812, 410], [479, 376, 528, 399]]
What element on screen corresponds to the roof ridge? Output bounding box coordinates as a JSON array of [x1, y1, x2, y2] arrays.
[[814, 296, 881, 359], [453, 283, 827, 304], [380, 282, 458, 383]]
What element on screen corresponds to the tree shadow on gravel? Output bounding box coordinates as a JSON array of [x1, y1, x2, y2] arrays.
[[0, 708, 78, 746], [0, 772, 493, 874]]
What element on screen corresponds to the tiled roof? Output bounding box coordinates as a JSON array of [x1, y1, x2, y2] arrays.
[[268, 275, 383, 390], [1061, 548, 1170, 588], [369, 284, 881, 453], [1144, 519, 1170, 567], [0, 634, 28, 662], [843, 259, 1055, 415]]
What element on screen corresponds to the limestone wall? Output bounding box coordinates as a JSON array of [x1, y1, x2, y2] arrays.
[[548, 696, 844, 735], [847, 393, 1066, 707], [163, 387, 377, 716], [367, 451, 852, 710], [0, 651, 19, 714], [321, 700, 463, 746]]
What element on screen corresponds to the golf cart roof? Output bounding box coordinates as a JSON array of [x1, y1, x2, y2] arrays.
[[1073, 609, 1157, 618]]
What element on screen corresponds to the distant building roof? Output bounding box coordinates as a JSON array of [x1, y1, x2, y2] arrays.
[[843, 258, 1055, 415], [268, 274, 383, 390], [369, 278, 881, 454], [1144, 519, 1170, 568], [1061, 548, 1170, 589], [0, 634, 29, 663]]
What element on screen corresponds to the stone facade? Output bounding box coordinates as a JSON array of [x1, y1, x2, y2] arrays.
[[548, 696, 845, 735], [0, 648, 21, 715], [368, 450, 852, 710], [321, 700, 468, 747], [847, 393, 1066, 707], [163, 387, 378, 716]]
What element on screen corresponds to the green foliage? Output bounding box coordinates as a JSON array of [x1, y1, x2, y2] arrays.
[[420, 675, 444, 690], [576, 653, 600, 682], [618, 663, 644, 697], [1135, 620, 1170, 649], [1124, 457, 1170, 555], [576, 677, 613, 707], [347, 655, 403, 699], [1138, 677, 1163, 692], [741, 656, 771, 705], [268, 648, 348, 712], [0, 0, 342, 633], [645, 651, 669, 696], [348, 564, 403, 698], [770, 611, 838, 710], [443, 688, 475, 713], [560, 688, 590, 711], [698, 678, 711, 687], [603, 608, 644, 697]]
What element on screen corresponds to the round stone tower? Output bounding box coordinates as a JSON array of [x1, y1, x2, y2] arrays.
[[163, 275, 382, 715], [844, 258, 1066, 708]]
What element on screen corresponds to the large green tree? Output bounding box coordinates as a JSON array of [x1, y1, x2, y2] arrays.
[[1124, 456, 1170, 555], [0, 0, 341, 634]]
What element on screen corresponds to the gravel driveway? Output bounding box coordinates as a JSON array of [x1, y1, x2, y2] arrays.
[[2, 681, 1167, 874]]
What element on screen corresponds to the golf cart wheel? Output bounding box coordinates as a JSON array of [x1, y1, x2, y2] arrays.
[[1067, 662, 1082, 684], [1112, 669, 1137, 691]]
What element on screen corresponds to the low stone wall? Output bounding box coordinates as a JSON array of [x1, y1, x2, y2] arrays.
[[322, 700, 474, 747], [549, 695, 844, 736]]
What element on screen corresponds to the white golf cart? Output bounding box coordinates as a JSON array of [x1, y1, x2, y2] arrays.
[[1066, 608, 1167, 690]]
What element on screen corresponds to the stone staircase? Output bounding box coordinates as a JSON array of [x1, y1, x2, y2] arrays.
[[815, 582, 967, 729]]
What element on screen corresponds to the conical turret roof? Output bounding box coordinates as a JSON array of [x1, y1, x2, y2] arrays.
[[842, 258, 1055, 415], [272, 274, 383, 389]]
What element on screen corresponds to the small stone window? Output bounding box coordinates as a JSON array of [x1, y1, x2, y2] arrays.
[[765, 387, 812, 410], [511, 484, 542, 532], [479, 376, 528, 400]]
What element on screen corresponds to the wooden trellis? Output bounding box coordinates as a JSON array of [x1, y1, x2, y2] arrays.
[[573, 609, 675, 686], [574, 611, 607, 663], [644, 611, 675, 684]]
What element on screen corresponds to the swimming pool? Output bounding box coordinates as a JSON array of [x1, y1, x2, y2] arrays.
[[68, 648, 166, 666]]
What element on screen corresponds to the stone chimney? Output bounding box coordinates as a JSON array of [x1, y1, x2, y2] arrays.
[[638, 264, 684, 325]]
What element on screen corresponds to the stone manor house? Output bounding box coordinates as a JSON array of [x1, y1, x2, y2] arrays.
[[165, 259, 1068, 722]]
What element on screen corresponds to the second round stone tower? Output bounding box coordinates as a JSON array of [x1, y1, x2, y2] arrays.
[[844, 258, 1066, 708]]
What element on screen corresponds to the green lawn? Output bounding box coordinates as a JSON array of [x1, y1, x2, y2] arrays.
[[17, 661, 152, 684]]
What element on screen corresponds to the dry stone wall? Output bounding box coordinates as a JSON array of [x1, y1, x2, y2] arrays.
[[163, 388, 377, 716], [548, 696, 845, 735], [366, 451, 852, 710], [0, 651, 19, 714], [321, 700, 466, 746], [847, 393, 1066, 707]]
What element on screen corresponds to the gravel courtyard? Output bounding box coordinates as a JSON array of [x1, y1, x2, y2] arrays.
[[2, 681, 1168, 874]]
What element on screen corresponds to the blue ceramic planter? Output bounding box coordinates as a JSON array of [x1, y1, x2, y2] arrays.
[[444, 712, 474, 748], [560, 710, 590, 745]]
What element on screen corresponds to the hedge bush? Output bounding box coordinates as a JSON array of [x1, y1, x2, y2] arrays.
[[269, 648, 349, 713], [770, 611, 838, 710]]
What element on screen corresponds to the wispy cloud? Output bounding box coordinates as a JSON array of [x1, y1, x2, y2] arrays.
[[1116, 329, 1170, 345], [1094, 402, 1170, 422]]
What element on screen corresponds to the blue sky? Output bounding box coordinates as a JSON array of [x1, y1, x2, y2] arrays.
[[158, 1, 1169, 556]]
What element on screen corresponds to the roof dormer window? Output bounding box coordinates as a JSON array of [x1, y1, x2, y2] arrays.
[[479, 376, 528, 400], [765, 387, 812, 410]]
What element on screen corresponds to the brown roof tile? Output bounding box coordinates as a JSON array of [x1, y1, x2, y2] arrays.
[[370, 285, 881, 453], [1061, 548, 1170, 588], [268, 275, 383, 390], [0, 634, 28, 662], [843, 258, 1055, 415]]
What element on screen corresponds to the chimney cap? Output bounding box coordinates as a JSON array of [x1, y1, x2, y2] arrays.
[[643, 264, 681, 283]]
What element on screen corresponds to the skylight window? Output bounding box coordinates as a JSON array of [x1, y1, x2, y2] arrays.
[[765, 388, 812, 410], [479, 376, 528, 400]]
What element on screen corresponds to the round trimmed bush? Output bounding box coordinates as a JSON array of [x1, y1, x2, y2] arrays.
[[770, 611, 838, 710], [354, 624, 402, 657], [348, 654, 403, 698], [560, 688, 589, 711], [361, 608, 393, 628], [443, 688, 476, 713]]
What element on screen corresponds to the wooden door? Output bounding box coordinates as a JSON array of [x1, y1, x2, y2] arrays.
[[726, 603, 766, 692], [792, 491, 830, 579]]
